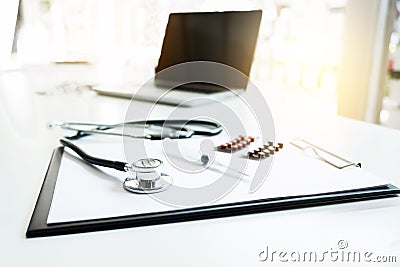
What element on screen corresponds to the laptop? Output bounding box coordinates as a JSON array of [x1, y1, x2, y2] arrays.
[[92, 10, 262, 106]]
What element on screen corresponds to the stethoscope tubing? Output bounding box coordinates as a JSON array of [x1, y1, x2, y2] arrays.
[[60, 138, 127, 171], [125, 119, 223, 136], [51, 119, 222, 140]]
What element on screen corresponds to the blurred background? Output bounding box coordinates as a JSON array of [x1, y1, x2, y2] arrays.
[[1, 0, 400, 129]]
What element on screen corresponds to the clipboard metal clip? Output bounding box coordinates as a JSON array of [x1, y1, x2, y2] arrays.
[[290, 139, 361, 169]]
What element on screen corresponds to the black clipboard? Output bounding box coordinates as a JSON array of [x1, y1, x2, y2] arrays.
[[26, 147, 400, 238]]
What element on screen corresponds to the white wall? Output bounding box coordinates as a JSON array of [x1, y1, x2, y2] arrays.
[[0, 0, 19, 67], [337, 0, 394, 123]]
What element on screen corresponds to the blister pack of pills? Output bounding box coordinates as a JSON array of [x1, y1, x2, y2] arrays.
[[217, 135, 255, 152], [247, 141, 283, 159]]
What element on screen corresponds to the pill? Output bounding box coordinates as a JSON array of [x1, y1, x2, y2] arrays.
[[258, 152, 266, 158]]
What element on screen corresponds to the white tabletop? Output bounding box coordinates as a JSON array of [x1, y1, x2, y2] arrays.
[[1, 64, 400, 266]]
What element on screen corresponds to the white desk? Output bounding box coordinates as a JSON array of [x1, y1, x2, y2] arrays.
[[1, 65, 400, 266]]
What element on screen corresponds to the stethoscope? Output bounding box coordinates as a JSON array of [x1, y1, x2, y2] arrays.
[[57, 119, 222, 193], [61, 137, 249, 194], [60, 138, 173, 193], [50, 119, 222, 140]]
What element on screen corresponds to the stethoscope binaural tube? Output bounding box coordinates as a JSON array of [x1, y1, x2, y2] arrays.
[[60, 138, 172, 193], [50, 119, 222, 140], [60, 138, 128, 171]]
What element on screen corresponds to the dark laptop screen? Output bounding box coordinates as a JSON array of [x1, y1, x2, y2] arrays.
[[155, 10, 262, 90]]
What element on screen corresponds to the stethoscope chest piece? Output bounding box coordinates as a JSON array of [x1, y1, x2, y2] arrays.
[[123, 158, 173, 194]]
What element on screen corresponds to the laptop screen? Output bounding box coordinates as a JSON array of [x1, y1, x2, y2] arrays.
[[155, 10, 262, 91]]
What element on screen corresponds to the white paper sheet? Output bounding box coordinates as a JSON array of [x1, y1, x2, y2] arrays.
[[47, 138, 388, 224]]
